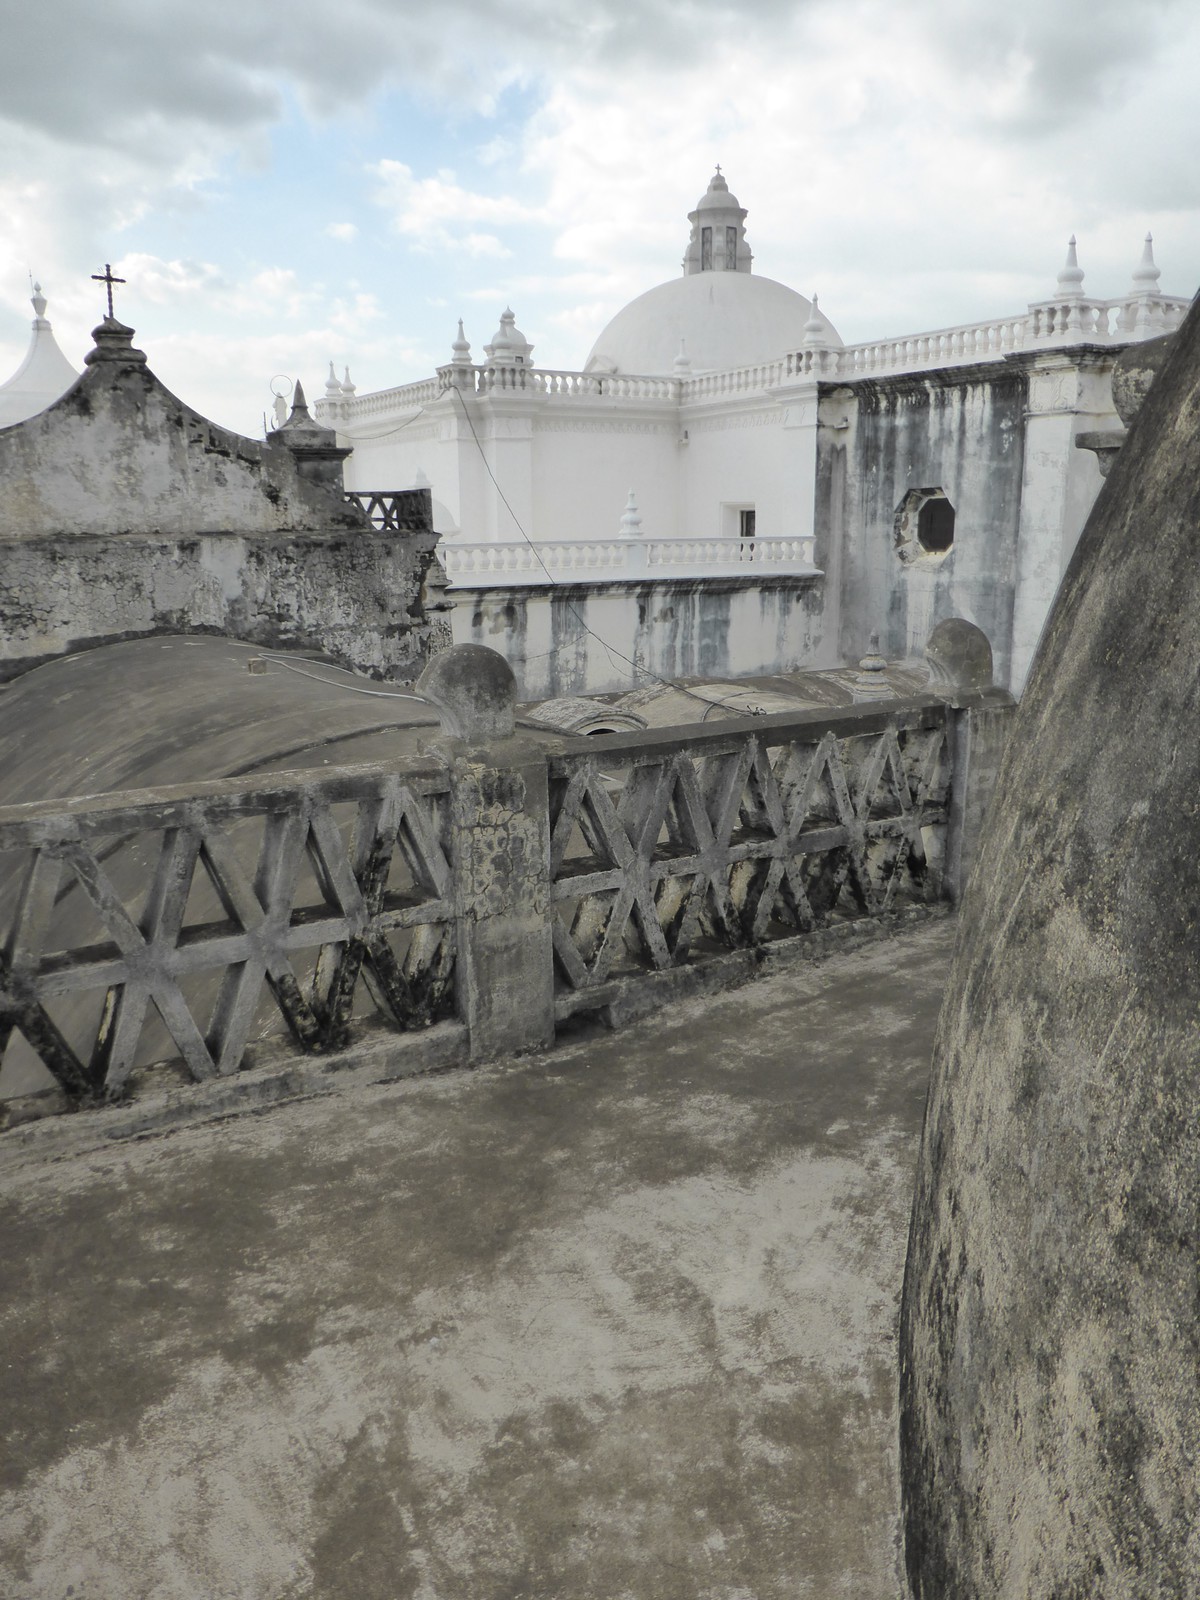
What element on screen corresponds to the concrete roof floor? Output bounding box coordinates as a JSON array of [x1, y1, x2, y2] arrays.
[[0, 919, 953, 1600]]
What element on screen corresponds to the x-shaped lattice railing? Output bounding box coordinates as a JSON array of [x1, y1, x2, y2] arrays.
[[548, 710, 950, 990], [0, 768, 454, 1102]]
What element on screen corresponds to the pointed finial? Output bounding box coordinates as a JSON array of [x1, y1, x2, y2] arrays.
[[673, 337, 692, 376], [1131, 231, 1161, 292], [291, 378, 309, 416], [619, 490, 643, 539], [325, 360, 342, 398], [30, 281, 47, 324], [1056, 235, 1085, 296], [341, 365, 356, 396], [451, 317, 472, 363], [803, 292, 828, 346]]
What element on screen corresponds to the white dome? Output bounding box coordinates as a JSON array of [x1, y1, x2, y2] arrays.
[[585, 271, 841, 377], [0, 284, 79, 430]]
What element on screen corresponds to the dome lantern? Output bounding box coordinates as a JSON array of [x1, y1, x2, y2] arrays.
[[683, 166, 753, 277]]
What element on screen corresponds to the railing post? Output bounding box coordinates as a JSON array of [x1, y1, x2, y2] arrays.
[[417, 645, 555, 1060]]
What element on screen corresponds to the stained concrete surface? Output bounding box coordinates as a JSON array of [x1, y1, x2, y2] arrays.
[[0, 920, 954, 1599]]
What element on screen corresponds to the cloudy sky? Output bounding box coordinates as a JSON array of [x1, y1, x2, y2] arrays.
[[2, 0, 1197, 434]]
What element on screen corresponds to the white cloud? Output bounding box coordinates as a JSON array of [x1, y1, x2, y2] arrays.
[[1, 0, 1198, 417], [372, 161, 546, 255]]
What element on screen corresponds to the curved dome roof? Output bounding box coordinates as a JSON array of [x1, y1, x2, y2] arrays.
[[584, 270, 842, 378]]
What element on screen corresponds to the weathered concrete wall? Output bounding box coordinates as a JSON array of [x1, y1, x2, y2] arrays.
[[0, 320, 362, 540], [0, 318, 441, 681], [819, 367, 1027, 686], [900, 294, 1200, 1595], [0, 525, 440, 682], [452, 576, 826, 698]]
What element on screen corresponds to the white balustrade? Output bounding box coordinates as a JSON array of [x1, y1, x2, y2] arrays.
[[439, 534, 820, 588], [323, 290, 1194, 436]]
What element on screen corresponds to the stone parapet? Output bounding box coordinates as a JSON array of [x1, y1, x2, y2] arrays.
[[0, 643, 1013, 1123]]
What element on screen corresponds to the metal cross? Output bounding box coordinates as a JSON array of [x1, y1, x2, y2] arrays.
[[714, 163, 722, 176], [91, 263, 126, 319]]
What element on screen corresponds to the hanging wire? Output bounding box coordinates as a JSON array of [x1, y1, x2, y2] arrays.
[[448, 383, 763, 719]]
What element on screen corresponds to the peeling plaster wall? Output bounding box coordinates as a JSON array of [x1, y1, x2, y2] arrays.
[[0, 528, 440, 683], [820, 367, 1027, 688], [453, 577, 826, 698]]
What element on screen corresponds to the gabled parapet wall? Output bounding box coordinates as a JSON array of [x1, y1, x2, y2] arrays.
[[0, 319, 442, 681], [0, 319, 363, 540]]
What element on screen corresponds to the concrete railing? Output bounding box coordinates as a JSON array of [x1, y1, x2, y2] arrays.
[[0, 645, 1013, 1122], [439, 534, 820, 587]]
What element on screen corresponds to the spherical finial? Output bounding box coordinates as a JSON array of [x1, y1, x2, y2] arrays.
[[416, 644, 516, 743], [1056, 234, 1085, 296], [30, 282, 47, 322]]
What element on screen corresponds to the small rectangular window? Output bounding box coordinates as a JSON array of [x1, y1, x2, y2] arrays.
[[740, 507, 756, 539], [726, 226, 737, 269], [701, 227, 712, 270]]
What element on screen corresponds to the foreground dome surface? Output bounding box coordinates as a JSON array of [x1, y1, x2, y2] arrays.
[[584, 270, 842, 377]]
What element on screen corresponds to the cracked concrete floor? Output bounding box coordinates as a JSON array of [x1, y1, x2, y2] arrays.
[[0, 919, 954, 1600]]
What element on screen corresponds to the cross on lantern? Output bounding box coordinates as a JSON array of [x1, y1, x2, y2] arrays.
[[91, 263, 125, 319]]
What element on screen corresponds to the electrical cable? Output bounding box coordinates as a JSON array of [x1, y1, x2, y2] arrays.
[[448, 384, 764, 719], [255, 653, 430, 703]]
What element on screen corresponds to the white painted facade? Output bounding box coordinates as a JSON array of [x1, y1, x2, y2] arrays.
[[318, 176, 1191, 698]]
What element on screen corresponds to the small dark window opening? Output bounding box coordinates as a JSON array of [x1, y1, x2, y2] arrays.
[[739, 508, 756, 539], [917, 497, 955, 553], [726, 225, 737, 269], [701, 226, 712, 270]]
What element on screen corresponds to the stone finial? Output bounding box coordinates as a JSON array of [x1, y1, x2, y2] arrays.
[[924, 617, 994, 692], [450, 318, 473, 369], [83, 316, 148, 368], [325, 360, 342, 398], [416, 643, 517, 742], [341, 365, 356, 396], [1055, 235, 1085, 298], [619, 490, 643, 538], [1131, 231, 1161, 294], [850, 633, 892, 701], [803, 293, 828, 348], [673, 338, 692, 376], [30, 282, 48, 325], [266, 377, 353, 488]]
